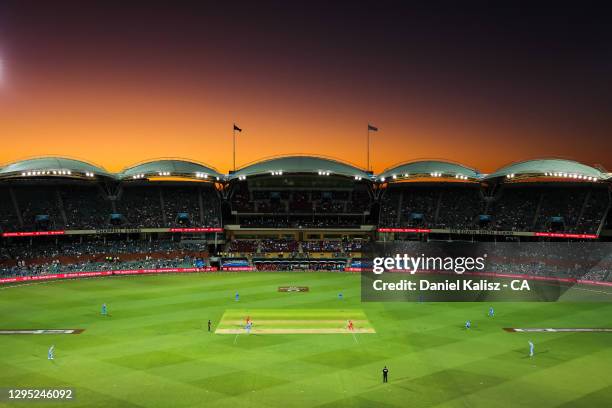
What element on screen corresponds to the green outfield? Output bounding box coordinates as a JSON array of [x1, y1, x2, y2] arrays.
[[1, 272, 612, 407]]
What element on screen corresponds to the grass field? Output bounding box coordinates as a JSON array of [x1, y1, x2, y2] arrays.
[[1, 272, 612, 407]]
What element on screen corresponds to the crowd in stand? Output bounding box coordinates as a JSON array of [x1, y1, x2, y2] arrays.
[[1, 240, 207, 261], [380, 186, 484, 229], [2, 257, 203, 278], [227, 240, 259, 253], [0, 184, 222, 231], [2, 237, 612, 280], [380, 184, 610, 234], [237, 216, 362, 228], [0, 239, 208, 277], [254, 261, 345, 271], [491, 186, 609, 234], [233, 188, 370, 214], [5, 180, 607, 234], [302, 240, 342, 252], [484, 244, 612, 281], [226, 238, 365, 255], [259, 239, 299, 253], [230, 184, 371, 228]]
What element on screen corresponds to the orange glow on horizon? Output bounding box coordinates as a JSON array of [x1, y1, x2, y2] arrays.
[[0, 63, 609, 175]]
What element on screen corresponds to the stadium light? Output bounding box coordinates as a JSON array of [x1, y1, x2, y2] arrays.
[[392, 174, 397, 179]]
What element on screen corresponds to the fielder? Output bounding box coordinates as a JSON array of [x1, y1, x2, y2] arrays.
[[529, 340, 534, 357], [48, 345, 55, 360]]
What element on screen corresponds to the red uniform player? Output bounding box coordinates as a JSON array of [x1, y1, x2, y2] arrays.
[[347, 320, 354, 331]]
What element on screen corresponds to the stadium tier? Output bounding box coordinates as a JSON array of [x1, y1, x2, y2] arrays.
[[0, 156, 610, 240]]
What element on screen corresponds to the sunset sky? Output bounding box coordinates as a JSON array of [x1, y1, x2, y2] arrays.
[[0, 2, 610, 174]]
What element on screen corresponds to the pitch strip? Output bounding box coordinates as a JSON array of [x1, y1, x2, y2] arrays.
[[504, 328, 612, 332], [0, 329, 84, 335]]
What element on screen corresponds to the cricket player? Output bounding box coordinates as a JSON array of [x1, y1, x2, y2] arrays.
[[235, 292, 240, 302], [101, 303, 107, 316], [488, 306, 494, 317], [48, 345, 55, 360], [207, 320, 211, 332], [246, 316, 251, 325], [338, 292, 343, 300], [528, 340, 534, 357], [465, 320, 471, 329], [245, 321, 253, 334], [347, 320, 354, 331], [382, 366, 389, 383]]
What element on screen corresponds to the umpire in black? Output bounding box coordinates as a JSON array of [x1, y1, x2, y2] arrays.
[[382, 366, 389, 383]]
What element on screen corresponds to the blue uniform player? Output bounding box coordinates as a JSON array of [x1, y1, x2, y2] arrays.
[[338, 292, 343, 300], [465, 320, 471, 329], [245, 321, 253, 334], [48, 345, 55, 360], [101, 303, 107, 316], [528, 340, 534, 357], [488, 306, 494, 317], [235, 292, 240, 302]]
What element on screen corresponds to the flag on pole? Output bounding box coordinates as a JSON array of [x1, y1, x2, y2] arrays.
[[368, 124, 378, 131], [233, 124, 242, 132]]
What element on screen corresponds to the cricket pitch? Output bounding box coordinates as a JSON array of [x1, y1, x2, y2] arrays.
[[215, 309, 376, 335]]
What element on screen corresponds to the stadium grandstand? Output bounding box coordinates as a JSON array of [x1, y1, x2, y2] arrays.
[[0, 155, 611, 278]]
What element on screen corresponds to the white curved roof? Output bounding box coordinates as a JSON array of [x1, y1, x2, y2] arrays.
[[229, 155, 370, 180], [0, 157, 112, 178], [379, 160, 481, 181], [486, 159, 605, 180], [120, 159, 222, 180]]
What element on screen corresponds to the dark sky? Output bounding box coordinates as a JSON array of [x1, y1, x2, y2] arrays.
[[0, 2, 610, 172]]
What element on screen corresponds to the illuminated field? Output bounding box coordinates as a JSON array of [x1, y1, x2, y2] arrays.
[[1, 272, 612, 407]]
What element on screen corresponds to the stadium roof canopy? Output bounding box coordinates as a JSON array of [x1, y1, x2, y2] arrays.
[[0, 157, 112, 180], [229, 155, 371, 180], [120, 159, 222, 181], [378, 160, 481, 182], [486, 159, 606, 181]]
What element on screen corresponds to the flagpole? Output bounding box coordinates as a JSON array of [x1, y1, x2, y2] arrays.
[[367, 124, 370, 172], [233, 124, 236, 172]]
